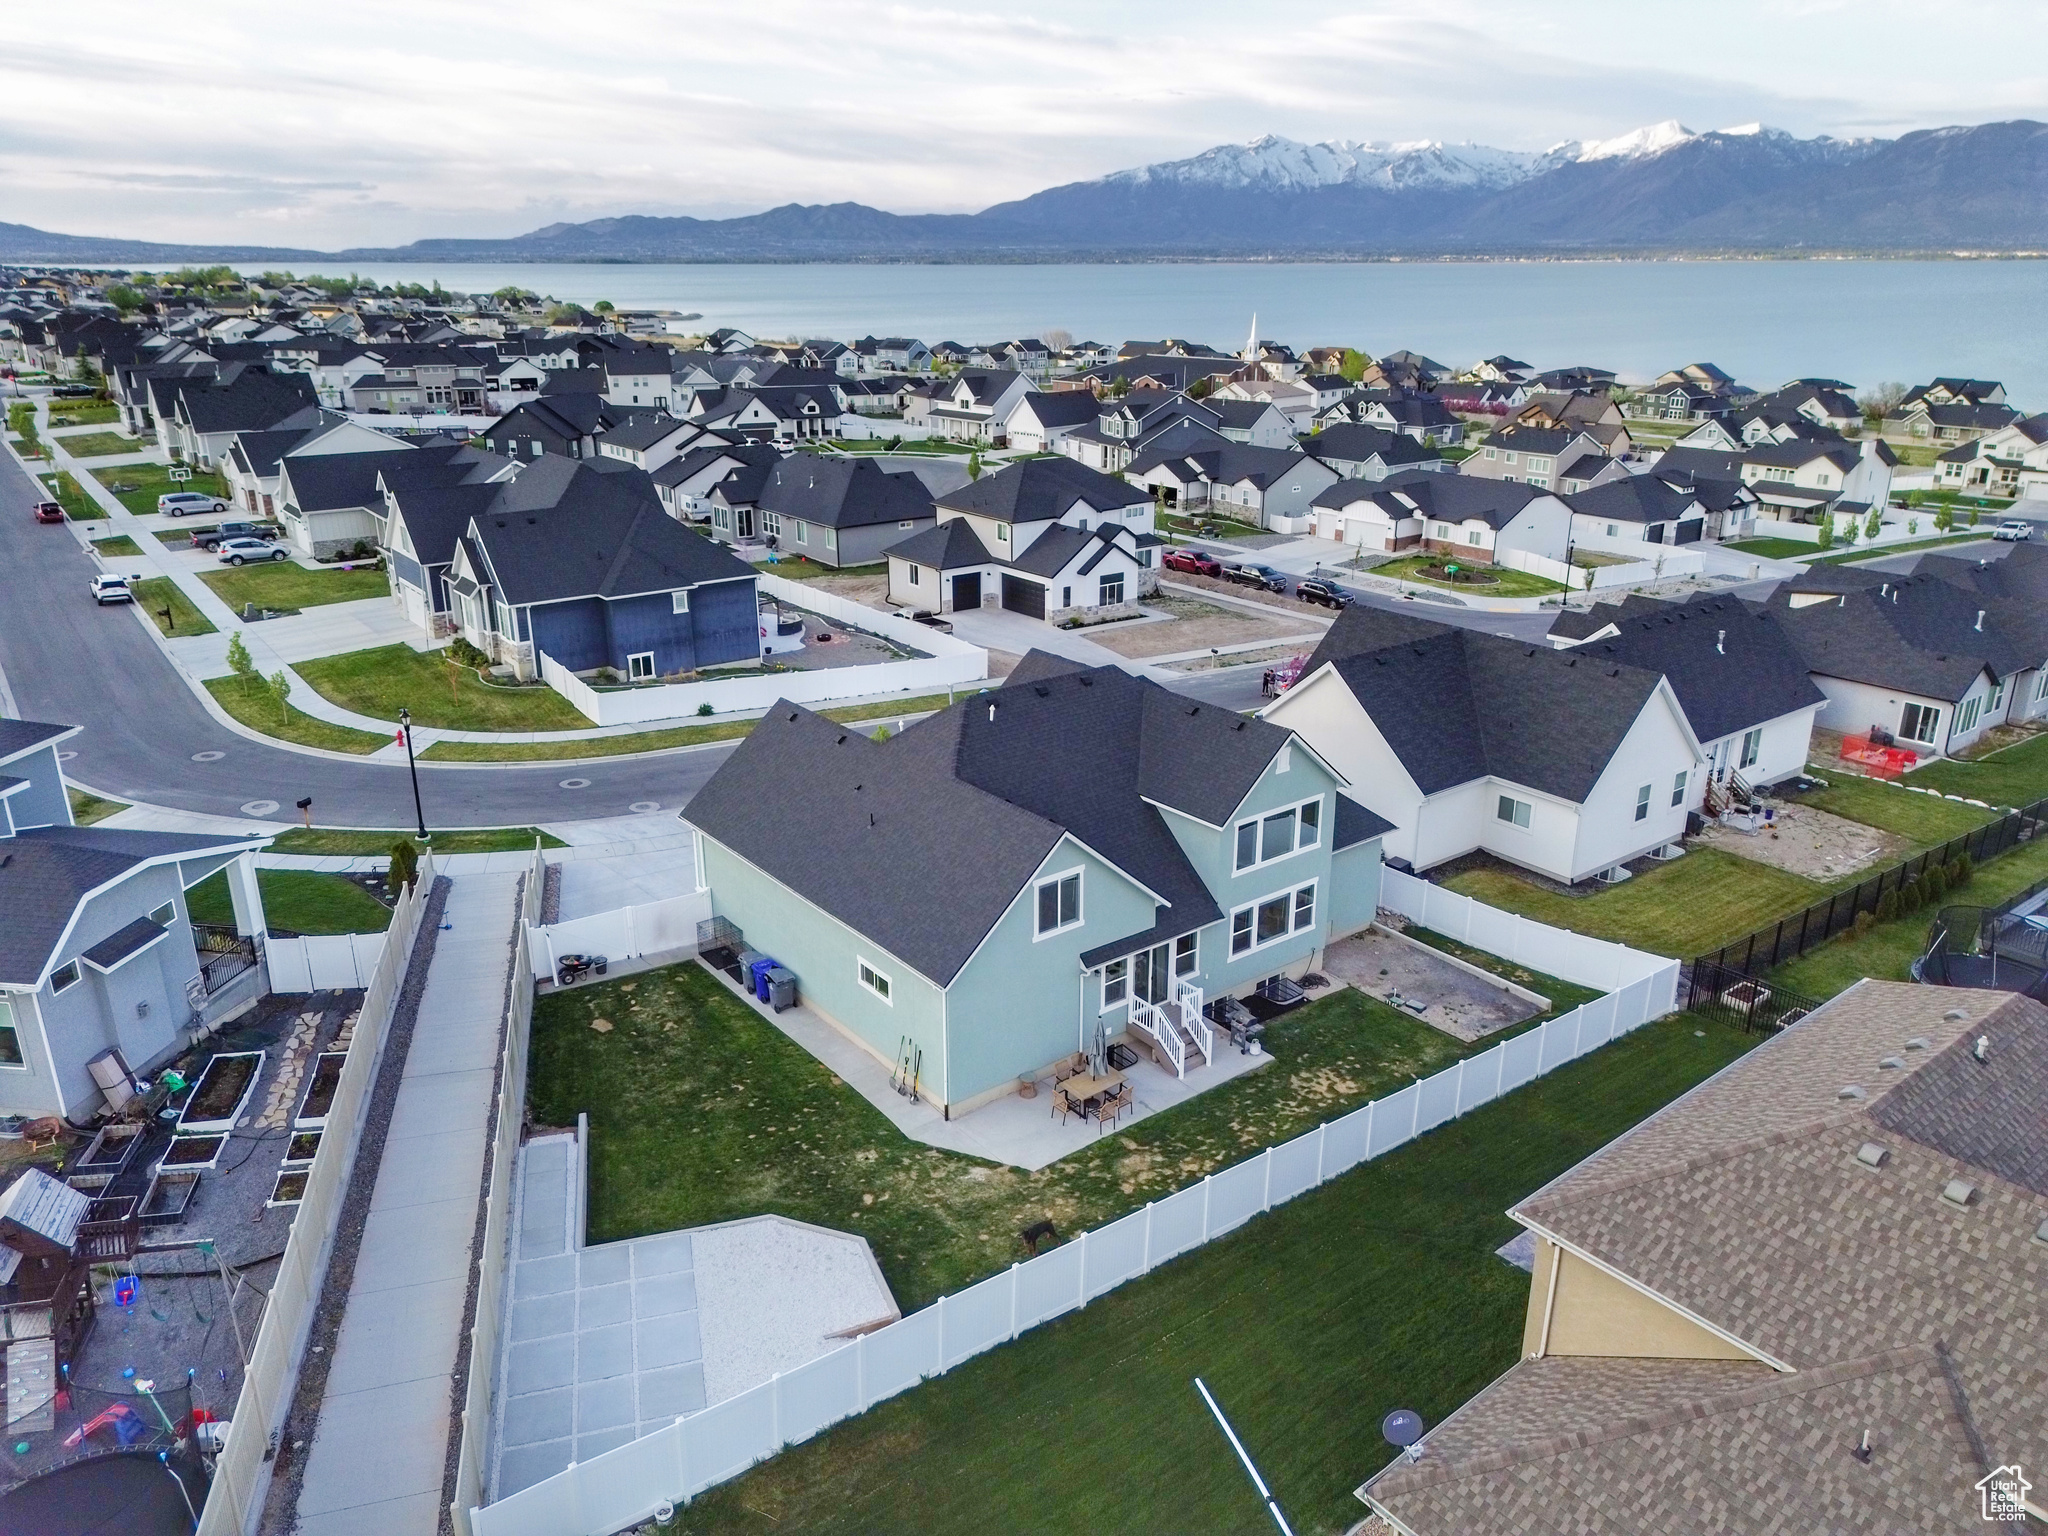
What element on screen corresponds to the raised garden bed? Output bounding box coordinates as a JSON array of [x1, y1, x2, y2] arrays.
[[282, 1130, 321, 1167], [292, 1052, 347, 1130], [176, 1050, 265, 1134], [159, 1134, 228, 1172], [267, 1170, 308, 1208], [139, 1168, 200, 1226], [84, 1195, 138, 1225], [67, 1122, 145, 1188]]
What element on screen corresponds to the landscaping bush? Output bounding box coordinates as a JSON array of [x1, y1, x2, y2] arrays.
[[1876, 890, 1901, 922], [1923, 867, 1948, 904], [1853, 910, 1876, 940], [1899, 878, 1924, 914], [1949, 854, 1972, 887], [695, 702, 714, 717], [447, 638, 491, 670], [388, 839, 419, 893]]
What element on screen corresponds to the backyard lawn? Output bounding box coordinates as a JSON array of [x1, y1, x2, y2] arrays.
[[55, 429, 141, 459], [1373, 555, 1566, 598], [675, 1009, 1760, 1536], [1445, 847, 1822, 959], [90, 461, 231, 516], [1793, 772, 1995, 845], [294, 644, 592, 731], [199, 561, 390, 613], [185, 869, 392, 935], [419, 691, 961, 761], [89, 534, 143, 558], [531, 961, 1516, 1313], [131, 577, 216, 638], [1907, 731, 2048, 808], [66, 787, 128, 826], [267, 825, 565, 855], [204, 675, 386, 754], [761, 559, 888, 583]]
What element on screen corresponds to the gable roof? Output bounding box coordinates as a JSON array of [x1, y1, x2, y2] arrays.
[[1307, 468, 1551, 530], [755, 455, 934, 530], [1297, 606, 1674, 803], [1564, 473, 1704, 526], [937, 456, 1147, 524], [1769, 576, 2020, 700], [1301, 421, 1439, 468]]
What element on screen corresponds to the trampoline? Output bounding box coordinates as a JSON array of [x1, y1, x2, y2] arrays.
[[1915, 905, 2048, 999], [0, 1451, 204, 1536]]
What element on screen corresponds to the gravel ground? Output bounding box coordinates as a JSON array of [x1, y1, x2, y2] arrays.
[[1087, 596, 1297, 659], [1695, 802, 1907, 881], [1320, 931, 1542, 1042], [256, 875, 450, 1536]]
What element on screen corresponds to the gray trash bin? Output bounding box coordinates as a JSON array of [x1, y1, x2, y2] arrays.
[[766, 967, 798, 1012]]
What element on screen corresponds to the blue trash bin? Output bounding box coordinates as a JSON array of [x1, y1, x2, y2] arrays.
[[749, 956, 779, 1002]]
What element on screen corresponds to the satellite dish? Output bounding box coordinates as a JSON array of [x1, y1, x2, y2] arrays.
[[1383, 1409, 1425, 1451]]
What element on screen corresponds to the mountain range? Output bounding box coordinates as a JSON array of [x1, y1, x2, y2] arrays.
[[4, 119, 2045, 266]]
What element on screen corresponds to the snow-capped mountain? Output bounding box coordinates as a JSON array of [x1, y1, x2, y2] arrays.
[[1102, 133, 1579, 194], [1575, 119, 1697, 162]]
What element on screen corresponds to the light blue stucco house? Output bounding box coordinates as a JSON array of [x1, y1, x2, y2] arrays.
[[683, 653, 1390, 1118]]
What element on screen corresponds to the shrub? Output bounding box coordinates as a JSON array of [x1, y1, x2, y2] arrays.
[[1876, 890, 1900, 922], [1924, 867, 1947, 904], [447, 638, 490, 669], [1899, 878, 1924, 914], [1853, 910, 1876, 939], [1949, 854, 1972, 887], [695, 702, 714, 717], [388, 839, 419, 893]]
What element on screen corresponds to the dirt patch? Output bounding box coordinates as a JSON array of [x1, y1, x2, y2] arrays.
[[1088, 595, 1302, 659], [1169, 643, 1314, 673], [1320, 931, 1542, 1042], [1694, 801, 1907, 880], [809, 572, 891, 607], [1159, 573, 1335, 621]]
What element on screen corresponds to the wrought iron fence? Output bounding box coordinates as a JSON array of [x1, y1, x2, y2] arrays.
[[1693, 793, 2048, 977], [1683, 959, 1824, 1034]]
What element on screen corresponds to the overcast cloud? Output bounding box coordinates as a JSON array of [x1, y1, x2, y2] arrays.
[[2, 0, 2042, 249]]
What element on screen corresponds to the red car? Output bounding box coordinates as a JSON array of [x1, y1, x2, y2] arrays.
[[1162, 547, 1222, 577], [32, 500, 64, 524]]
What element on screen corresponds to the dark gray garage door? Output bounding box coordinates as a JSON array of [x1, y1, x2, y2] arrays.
[[1000, 575, 1045, 619], [952, 573, 981, 611]]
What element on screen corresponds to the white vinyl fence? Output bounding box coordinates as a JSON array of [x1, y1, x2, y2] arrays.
[[469, 884, 1679, 1536], [1375, 866, 1671, 992], [540, 575, 988, 727], [1502, 543, 1707, 592], [196, 853, 435, 1536], [524, 891, 712, 981], [450, 845, 549, 1535], [265, 931, 385, 993]]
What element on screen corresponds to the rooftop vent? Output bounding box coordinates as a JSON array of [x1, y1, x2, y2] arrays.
[[1716, 629, 1725, 654], [1974, 1035, 1990, 1062], [1944, 1009, 1967, 1021], [1837, 1085, 1866, 1100], [1880, 1056, 1906, 1070], [2034, 1218, 2048, 1247], [1976, 610, 1985, 631], [1854, 1143, 1889, 1169], [1941, 1179, 1976, 1208], [1906, 1036, 1931, 1049]]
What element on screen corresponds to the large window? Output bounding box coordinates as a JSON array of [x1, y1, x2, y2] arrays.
[[1232, 797, 1321, 873], [1899, 703, 1941, 745], [0, 999, 20, 1067], [1958, 696, 1982, 734], [1099, 573, 1125, 605], [1496, 795, 1531, 829], [627, 652, 656, 682], [857, 958, 892, 1004], [1230, 882, 1319, 956], [1035, 870, 1081, 938]]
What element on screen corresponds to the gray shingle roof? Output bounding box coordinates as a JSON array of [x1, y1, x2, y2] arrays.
[[936, 457, 1147, 524], [0, 720, 75, 766], [1770, 576, 2019, 701], [81, 915, 170, 971], [756, 456, 933, 530]]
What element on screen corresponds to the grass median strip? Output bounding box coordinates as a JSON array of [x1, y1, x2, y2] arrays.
[[130, 577, 216, 637], [267, 826, 566, 854], [1373, 554, 1568, 597], [200, 561, 390, 613], [204, 675, 385, 754], [66, 787, 129, 826], [672, 1010, 1759, 1536], [419, 691, 963, 762], [89, 534, 143, 558]]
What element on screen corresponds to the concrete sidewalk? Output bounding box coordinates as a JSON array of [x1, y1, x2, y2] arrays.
[[294, 871, 522, 1536]]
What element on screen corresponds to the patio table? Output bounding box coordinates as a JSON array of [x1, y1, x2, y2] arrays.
[[1058, 1070, 1124, 1109]]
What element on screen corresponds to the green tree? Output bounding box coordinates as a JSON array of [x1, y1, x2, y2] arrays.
[[1864, 508, 1883, 541], [1968, 505, 1981, 527], [1815, 517, 1834, 550], [1908, 517, 1920, 536], [267, 669, 292, 724], [388, 839, 419, 894], [967, 450, 982, 481], [594, 300, 615, 314], [105, 283, 143, 314], [1839, 517, 1859, 547], [1934, 504, 1954, 533], [1338, 348, 1370, 383], [225, 630, 255, 686], [1188, 375, 1214, 399]]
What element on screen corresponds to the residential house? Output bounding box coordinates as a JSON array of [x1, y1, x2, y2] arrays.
[[1934, 415, 2048, 498], [1631, 380, 1735, 422], [1361, 350, 1450, 392], [1515, 391, 1632, 454], [219, 414, 402, 518], [724, 455, 935, 568], [1356, 393, 1463, 445], [1003, 391, 1102, 454], [1462, 425, 1616, 493], [1301, 423, 1443, 482], [341, 343, 495, 415], [162, 366, 322, 467], [482, 393, 631, 461], [1060, 392, 1223, 474], [1528, 365, 1617, 394], [0, 719, 273, 1120], [377, 444, 521, 635], [1306, 470, 1572, 567], [1261, 606, 1701, 884], [684, 655, 1386, 1117], [442, 456, 760, 683], [1211, 377, 1318, 434], [595, 338, 678, 409], [1125, 441, 1339, 535], [685, 384, 844, 443], [1548, 593, 1825, 797], [1565, 472, 1710, 547], [1749, 380, 1862, 434], [914, 369, 1032, 446], [882, 456, 1158, 622], [1203, 398, 1297, 448], [1887, 378, 2016, 442], [659, 441, 782, 527], [594, 415, 720, 475], [850, 337, 931, 374], [1739, 439, 1895, 529], [1464, 354, 1533, 384], [274, 440, 423, 558], [1359, 982, 2048, 1535]]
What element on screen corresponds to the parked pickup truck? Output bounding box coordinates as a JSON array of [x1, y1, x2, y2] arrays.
[[1993, 519, 2034, 542], [193, 520, 282, 551]]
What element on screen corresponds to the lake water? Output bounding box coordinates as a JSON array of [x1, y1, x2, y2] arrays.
[[237, 259, 2048, 404]]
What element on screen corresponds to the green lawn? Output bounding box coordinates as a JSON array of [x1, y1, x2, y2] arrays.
[[1794, 771, 1996, 845], [1160, 511, 1267, 542], [91, 461, 230, 517], [89, 534, 143, 558], [1720, 537, 1817, 559], [1374, 555, 1567, 598], [199, 561, 390, 613], [267, 825, 565, 855], [294, 644, 592, 731], [419, 692, 963, 762], [677, 1011, 1761, 1536], [47, 402, 120, 427], [55, 430, 141, 459], [42, 471, 102, 521], [761, 559, 889, 583], [1808, 533, 1997, 567], [532, 962, 1483, 1313], [185, 868, 393, 935], [1771, 833, 2048, 999], [1905, 731, 2048, 808], [1446, 847, 1823, 959], [66, 787, 128, 826], [204, 674, 386, 754], [131, 577, 216, 638]]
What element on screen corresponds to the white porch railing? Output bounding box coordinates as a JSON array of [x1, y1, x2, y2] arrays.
[[1130, 999, 1184, 1076], [1176, 980, 1213, 1065]]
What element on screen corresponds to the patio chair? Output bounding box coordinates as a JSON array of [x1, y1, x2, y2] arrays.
[[1049, 1086, 1078, 1125], [1094, 1083, 1132, 1134], [1053, 1054, 1086, 1084]]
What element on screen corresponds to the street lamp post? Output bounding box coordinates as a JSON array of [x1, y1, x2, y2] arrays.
[[398, 706, 429, 843]]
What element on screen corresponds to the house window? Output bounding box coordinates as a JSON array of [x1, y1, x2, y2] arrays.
[[908, 564, 921, 587], [0, 999, 19, 1067], [672, 590, 690, 614], [627, 652, 656, 681], [149, 901, 176, 927], [1062, 587, 1071, 607], [823, 528, 836, 549], [1899, 703, 1941, 744], [1496, 795, 1531, 829], [50, 961, 79, 994], [1035, 870, 1082, 938], [794, 521, 808, 545], [1635, 783, 1652, 822], [1483, 447, 1497, 459], [1235, 797, 1321, 870], [1671, 771, 1688, 808], [1740, 728, 1761, 769], [995, 523, 1010, 544], [1990, 679, 2006, 712], [1231, 883, 1317, 956], [1958, 696, 1981, 734], [898, 520, 915, 529], [1174, 933, 1198, 977], [857, 958, 892, 1004], [762, 512, 781, 537], [1102, 958, 1128, 1008], [1099, 573, 1125, 605], [1294, 885, 1316, 931]]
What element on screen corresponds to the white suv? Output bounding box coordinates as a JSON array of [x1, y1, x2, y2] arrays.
[[159, 490, 228, 517], [216, 538, 287, 565], [89, 573, 134, 605]]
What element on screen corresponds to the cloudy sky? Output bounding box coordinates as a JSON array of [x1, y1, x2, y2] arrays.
[[3, 0, 2042, 250]]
